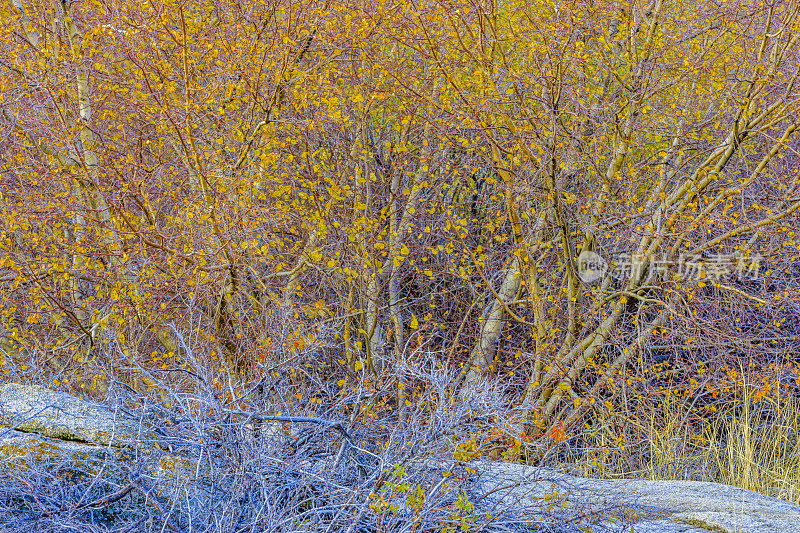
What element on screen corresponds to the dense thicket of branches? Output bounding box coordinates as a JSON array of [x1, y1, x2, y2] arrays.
[[2, 361, 604, 533], [1, 0, 799, 442]]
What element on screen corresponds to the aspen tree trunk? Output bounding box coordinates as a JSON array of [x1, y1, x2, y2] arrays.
[[363, 154, 430, 372], [461, 144, 535, 389], [362, 88, 438, 372], [63, 1, 124, 392], [3, 0, 133, 392], [388, 165, 404, 354]]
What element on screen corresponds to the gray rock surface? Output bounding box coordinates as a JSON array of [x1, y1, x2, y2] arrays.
[[0, 383, 148, 447], [472, 460, 800, 533]]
